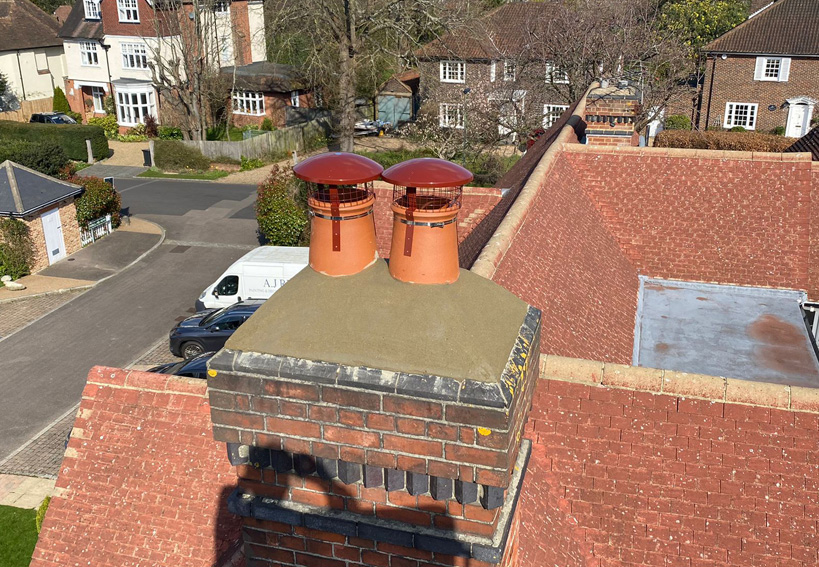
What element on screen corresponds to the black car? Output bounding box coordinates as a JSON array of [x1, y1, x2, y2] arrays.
[[169, 299, 264, 359], [30, 112, 78, 124], [148, 352, 215, 379]]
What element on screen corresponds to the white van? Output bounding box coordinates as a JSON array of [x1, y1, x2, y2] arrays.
[[195, 246, 309, 311]]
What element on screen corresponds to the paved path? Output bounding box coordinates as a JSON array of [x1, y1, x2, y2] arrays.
[[77, 164, 148, 178], [0, 289, 87, 341]]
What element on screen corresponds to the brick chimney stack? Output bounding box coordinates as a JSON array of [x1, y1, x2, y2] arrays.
[[207, 157, 541, 567], [585, 82, 641, 147]]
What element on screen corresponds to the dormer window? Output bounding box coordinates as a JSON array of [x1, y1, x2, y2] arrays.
[[83, 0, 100, 19], [117, 0, 139, 22]]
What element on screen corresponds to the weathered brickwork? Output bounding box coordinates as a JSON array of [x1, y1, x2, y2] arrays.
[[700, 55, 819, 132], [492, 151, 639, 364], [584, 89, 639, 147], [564, 146, 814, 293]]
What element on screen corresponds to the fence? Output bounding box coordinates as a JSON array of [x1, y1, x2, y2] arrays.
[[81, 214, 113, 247], [182, 117, 332, 160], [0, 98, 53, 123]]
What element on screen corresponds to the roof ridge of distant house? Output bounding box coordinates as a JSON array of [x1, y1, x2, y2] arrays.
[[0, 161, 83, 217], [0, 0, 63, 51]]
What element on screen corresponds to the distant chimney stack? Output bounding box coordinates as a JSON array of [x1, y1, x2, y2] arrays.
[[293, 152, 383, 276], [382, 158, 472, 284]]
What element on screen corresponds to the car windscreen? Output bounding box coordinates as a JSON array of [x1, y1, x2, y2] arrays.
[[199, 306, 228, 326], [53, 115, 76, 124]]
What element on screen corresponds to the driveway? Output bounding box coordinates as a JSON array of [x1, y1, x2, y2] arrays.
[[0, 178, 258, 461]]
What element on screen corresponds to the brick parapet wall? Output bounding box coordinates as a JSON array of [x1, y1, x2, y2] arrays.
[[525, 355, 819, 566]]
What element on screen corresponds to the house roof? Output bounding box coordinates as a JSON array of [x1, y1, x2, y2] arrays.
[[415, 2, 551, 60], [0, 161, 83, 217], [0, 0, 62, 51], [704, 0, 819, 56], [58, 0, 103, 40], [785, 127, 819, 160], [53, 4, 71, 25], [29, 367, 242, 567], [220, 62, 307, 93]]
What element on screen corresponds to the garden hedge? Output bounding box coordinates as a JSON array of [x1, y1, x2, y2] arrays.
[[154, 140, 211, 171], [655, 130, 796, 152], [0, 120, 109, 161], [0, 140, 69, 176]]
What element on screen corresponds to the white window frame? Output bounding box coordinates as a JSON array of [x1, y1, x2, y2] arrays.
[[754, 56, 791, 82], [290, 90, 300, 107], [723, 102, 758, 130], [543, 104, 568, 128], [503, 60, 516, 82], [546, 61, 568, 85], [80, 41, 99, 66], [117, 0, 139, 22], [83, 0, 100, 19], [91, 86, 105, 113], [213, 0, 229, 14], [116, 88, 156, 126], [35, 51, 49, 72], [490, 61, 497, 82], [439, 102, 464, 129], [121, 43, 148, 70], [232, 91, 265, 116], [439, 61, 465, 84]]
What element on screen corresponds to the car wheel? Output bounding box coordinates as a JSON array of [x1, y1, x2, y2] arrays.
[[181, 341, 204, 359]]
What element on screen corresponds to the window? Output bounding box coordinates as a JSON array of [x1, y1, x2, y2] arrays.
[[439, 103, 464, 129], [212, 315, 245, 331], [213, 0, 229, 13], [91, 86, 105, 113], [35, 51, 48, 72], [80, 42, 99, 66], [546, 61, 568, 84], [232, 91, 264, 115], [503, 60, 516, 82], [490, 61, 497, 82], [121, 43, 148, 69], [290, 90, 300, 107], [439, 61, 465, 83], [83, 0, 100, 19], [754, 56, 791, 82], [724, 102, 758, 129], [216, 275, 239, 296], [116, 89, 156, 126], [543, 104, 568, 128], [117, 0, 139, 22]]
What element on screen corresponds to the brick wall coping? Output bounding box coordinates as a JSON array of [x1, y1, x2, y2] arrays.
[[563, 142, 814, 163], [539, 355, 819, 413], [372, 179, 503, 197], [470, 86, 592, 279]]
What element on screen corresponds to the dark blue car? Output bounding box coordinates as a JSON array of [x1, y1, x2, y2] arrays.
[[148, 352, 215, 379], [169, 300, 264, 359]]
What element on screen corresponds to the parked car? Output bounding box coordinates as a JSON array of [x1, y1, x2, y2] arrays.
[[148, 352, 215, 379], [30, 112, 78, 124], [169, 300, 265, 359]]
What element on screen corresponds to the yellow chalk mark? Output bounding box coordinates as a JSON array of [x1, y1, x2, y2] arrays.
[[478, 427, 492, 436]]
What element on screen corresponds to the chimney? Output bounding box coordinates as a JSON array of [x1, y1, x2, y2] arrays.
[[207, 158, 541, 567], [293, 152, 383, 276], [382, 158, 473, 284], [584, 83, 641, 147]]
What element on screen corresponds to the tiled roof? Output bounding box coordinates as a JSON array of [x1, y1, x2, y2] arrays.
[[704, 0, 819, 55], [0, 0, 62, 51], [58, 0, 103, 40], [30, 367, 241, 567], [220, 62, 307, 93], [415, 2, 551, 60], [785, 127, 819, 160], [0, 161, 83, 217]]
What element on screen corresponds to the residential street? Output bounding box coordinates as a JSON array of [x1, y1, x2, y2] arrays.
[[0, 179, 258, 461]]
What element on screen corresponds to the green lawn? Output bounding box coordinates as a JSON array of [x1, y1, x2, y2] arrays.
[[137, 169, 229, 180], [0, 505, 38, 567]]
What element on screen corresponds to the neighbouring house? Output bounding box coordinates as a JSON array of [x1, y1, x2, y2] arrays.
[[0, 0, 66, 107], [376, 70, 420, 126], [220, 61, 314, 129], [414, 2, 572, 140], [698, 0, 818, 136], [58, 0, 267, 132], [0, 160, 83, 272]]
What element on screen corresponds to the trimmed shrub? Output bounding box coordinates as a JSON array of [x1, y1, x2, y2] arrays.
[[0, 140, 69, 176], [0, 218, 35, 280], [144, 115, 158, 138], [729, 125, 747, 132], [0, 121, 108, 160], [241, 155, 265, 171], [88, 115, 119, 139], [665, 114, 691, 130], [35, 496, 51, 534], [72, 176, 122, 229], [255, 166, 308, 246], [654, 130, 796, 152], [52, 87, 71, 114], [261, 117, 274, 131], [153, 139, 211, 171], [158, 125, 183, 140], [771, 126, 786, 136]]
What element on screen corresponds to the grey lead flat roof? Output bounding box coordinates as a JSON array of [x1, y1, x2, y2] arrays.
[[635, 278, 819, 388]]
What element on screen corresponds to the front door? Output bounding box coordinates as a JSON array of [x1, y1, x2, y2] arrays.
[[40, 208, 66, 264], [786, 103, 811, 138]]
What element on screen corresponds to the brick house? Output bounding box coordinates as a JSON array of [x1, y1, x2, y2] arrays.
[[58, 0, 267, 132], [0, 161, 83, 273], [699, 0, 818, 136], [415, 2, 573, 140]]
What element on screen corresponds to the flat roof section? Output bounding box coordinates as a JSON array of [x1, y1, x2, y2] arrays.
[[635, 278, 819, 388]]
